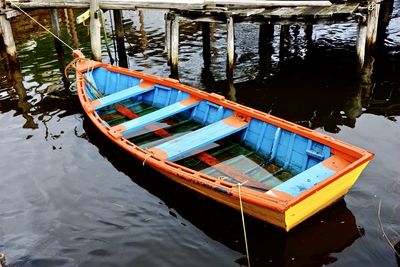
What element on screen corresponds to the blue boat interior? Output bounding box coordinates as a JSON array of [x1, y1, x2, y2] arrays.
[[84, 67, 335, 196]]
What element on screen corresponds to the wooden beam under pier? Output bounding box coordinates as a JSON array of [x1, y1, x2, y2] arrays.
[[6, 0, 334, 10]]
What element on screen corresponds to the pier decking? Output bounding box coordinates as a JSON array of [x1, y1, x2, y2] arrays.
[[0, 0, 386, 79]]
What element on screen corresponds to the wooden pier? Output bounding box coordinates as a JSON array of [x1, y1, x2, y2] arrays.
[[0, 0, 392, 79]]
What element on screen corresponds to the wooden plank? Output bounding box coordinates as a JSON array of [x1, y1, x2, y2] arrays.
[[7, 0, 332, 10], [230, 8, 265, 16], [274, 6, 310, 18], [315, 3, 359, 18], [150, 116, 248, 161], [92, 84, 155, 110], [6, 0, 205, 10], [206, 0, 332, 7], [114, 97, 200, 134], [268, 7, 297, 17], [292, 5, 326, 17]]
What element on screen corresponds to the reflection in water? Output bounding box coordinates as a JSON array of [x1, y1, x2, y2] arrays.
[[83, 117, 361, 267], [64, 8, 80, 49], [124, 11, 148, 57], [0, 38, 37, 129]]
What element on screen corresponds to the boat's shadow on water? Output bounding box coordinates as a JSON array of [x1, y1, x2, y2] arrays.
[[82, 117, 363, 267]]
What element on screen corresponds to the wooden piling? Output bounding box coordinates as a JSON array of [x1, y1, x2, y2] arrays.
[[50, 9, 61, 41], [50, 9, 69, 86], [0, 253, 5, 267], [226, 15, 234, 79], [356, 0, 380, 70], [279, 24, 289, 64], [356, 19, 367, 69], [170, 14, 179, 77], [258, 22, 274, 79], [114, 10, 128, 68], [90, 0, 102, 61], [202, 22, 211, 69], [305, 24, 313, 50], [377, 0, 393, 44], [365, 0, 380, 53], [165, 13, 171, 61], [0, 15, 18, 65]]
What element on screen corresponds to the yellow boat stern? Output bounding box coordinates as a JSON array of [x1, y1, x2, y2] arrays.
[[283, 160, 371, 231]]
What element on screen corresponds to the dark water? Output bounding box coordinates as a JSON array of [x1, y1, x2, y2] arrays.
[[1, 5, 400, 267]]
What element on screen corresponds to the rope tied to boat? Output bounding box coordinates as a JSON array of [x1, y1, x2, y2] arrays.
[[236, 182, 251, 267], [142, 153, 153, 166], [9, 1, 74, 51], [64, 57, 104, 99]]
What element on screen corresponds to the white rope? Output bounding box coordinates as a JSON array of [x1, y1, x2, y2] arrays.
[[9, 1, 75, 51], [237, 183, 251, 267], [378, 200, 400, 258], [143, 153, 152, 166]]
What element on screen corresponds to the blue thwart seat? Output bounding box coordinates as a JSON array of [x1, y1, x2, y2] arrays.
[[118, 97, 200, 134], [272, 162, 335, 196], [93, 84, 155, 110], [150, 116, 249, 161]]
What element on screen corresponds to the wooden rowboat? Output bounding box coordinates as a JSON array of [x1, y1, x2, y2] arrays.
[[73, 51, 373, 231]]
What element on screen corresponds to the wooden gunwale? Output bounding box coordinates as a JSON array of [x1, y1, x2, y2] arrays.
[[76, 59, 373, 216]]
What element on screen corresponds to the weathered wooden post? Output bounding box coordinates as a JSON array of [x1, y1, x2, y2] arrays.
[[114, 10, 128, 68], [0, 8, 18, 66], [0, 253, 5, 267], [226, 15, 235, 79], [50, 9, 69, 87], [356, 18, 367, 68], [202, 22, 211, 70], [50, 9, 62, 46], [170, 13, 179, 77], [258, 22, 274, 79], [356, 0, 380, 70], [305, 24, 313, 51], [377, 0, 394, 43], [279, 24, 289, 64], [165, 12, 171, 64], [365, 0, 380, 53], [90, 0, 102, 61]]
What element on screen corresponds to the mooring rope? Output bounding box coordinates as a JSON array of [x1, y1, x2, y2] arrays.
[[237, 182, 251, 267], [9, 1, 75, 51], [378, 200, 400, 258]]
